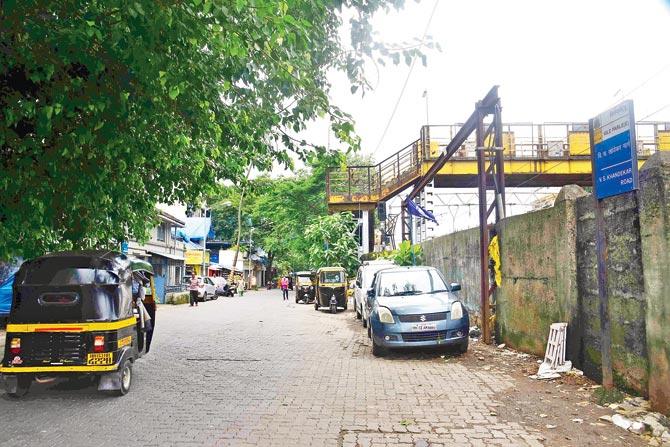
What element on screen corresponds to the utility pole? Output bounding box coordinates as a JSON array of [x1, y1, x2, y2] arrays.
[[229, 163, 253, 284], [201, 206, 209, 278], [247, 227, 254, 289]]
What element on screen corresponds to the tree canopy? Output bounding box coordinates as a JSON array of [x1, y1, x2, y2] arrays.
[[305, 212, 359, 276], [210, 156, 330, 273], [0, 0, 423, 260]]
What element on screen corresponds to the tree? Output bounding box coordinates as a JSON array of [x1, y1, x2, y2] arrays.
[[305, 212, 359, 276], [390, 240, 423, 266], [0, 0, 425, 260], [210, 156, 329, 279]]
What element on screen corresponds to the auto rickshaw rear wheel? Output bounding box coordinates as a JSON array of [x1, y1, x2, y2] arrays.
[[112, 359, 133, 396], [6, 375, 32, 398]]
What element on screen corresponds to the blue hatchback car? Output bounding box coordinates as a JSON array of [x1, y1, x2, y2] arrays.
[[365, 266, 469, 357]]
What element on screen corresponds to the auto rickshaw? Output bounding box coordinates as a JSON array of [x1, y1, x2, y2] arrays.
[[0, 250, 154, 397], [314, 267, 347, 313], [294, 271, 316, 304]]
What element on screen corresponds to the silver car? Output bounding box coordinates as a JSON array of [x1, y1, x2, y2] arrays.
[[182, 276, 218, 301], [353, 259, 396, 328]]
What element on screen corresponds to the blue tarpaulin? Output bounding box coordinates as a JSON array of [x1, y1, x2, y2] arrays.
[[174, 217, 213, 243], [407, 200, 438, 224], [0, 273, 14, 317]]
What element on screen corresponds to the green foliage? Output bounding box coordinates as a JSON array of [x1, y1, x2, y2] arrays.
[[0, 0, 426, 259], [391, 240, 423, 266], [305, 212, 359, 276], [594, 387, 624, 406], [209, 157, 331, 271]]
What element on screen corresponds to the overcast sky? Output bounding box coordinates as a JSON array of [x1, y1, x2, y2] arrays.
[[299, 0, 670, 164]]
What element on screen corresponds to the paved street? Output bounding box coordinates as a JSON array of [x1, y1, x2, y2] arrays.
[[0, 290, 643, 447]]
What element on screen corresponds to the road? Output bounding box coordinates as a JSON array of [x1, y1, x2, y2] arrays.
[[0, 290, 643, 446]]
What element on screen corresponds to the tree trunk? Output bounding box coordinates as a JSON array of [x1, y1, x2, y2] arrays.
[[265, 253, 274, 287]]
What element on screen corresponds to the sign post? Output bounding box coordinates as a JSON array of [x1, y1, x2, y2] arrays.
[[588, 100, 638, 390]]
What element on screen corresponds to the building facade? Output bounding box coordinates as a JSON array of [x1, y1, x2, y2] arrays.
[[127, 209, 186, 303]]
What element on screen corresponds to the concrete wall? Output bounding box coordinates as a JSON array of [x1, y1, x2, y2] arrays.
[[496, 186, 583, 358], [421, 227, 480, 316], [638, 153, 670, 414], [574, 190, 648, 395], [420, 152, 670, 414]]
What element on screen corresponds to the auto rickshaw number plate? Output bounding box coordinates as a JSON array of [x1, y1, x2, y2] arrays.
[[87, 352, 113, 365]]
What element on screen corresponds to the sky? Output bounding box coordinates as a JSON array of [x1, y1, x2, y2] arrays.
[[301, 0, 670, 163]]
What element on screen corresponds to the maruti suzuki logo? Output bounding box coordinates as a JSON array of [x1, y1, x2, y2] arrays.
[[420, 315, 426, 322]]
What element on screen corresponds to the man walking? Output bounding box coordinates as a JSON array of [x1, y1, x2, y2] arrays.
[[189, 272, 201, 307], [280, 276, 289, 301]]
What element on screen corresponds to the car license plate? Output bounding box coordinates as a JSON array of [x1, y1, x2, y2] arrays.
[[87, 352, 113, 365], [410, 323, 437, 332]]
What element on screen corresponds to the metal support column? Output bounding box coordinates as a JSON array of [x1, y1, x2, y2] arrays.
[[361, 209, 370, 256], [476, 108, 491, 344]]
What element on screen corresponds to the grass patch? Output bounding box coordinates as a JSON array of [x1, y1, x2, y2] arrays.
[[594, 387, 624, 406]]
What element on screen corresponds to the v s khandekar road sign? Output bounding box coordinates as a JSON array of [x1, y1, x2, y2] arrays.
[[589, 100, 638, 199]]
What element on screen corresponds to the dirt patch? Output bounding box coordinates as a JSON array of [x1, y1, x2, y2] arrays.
[[461, 340, 646, 446]]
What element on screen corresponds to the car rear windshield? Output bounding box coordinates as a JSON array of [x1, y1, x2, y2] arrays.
[[320, 271, 344, 284], [377, 269, 447, 297], [364, 265, 393, 288]]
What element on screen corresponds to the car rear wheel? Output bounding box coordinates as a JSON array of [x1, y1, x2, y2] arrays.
[[202, 292, 208, 302], [314, 301, 319, 311], [355, 306, 361, 319]]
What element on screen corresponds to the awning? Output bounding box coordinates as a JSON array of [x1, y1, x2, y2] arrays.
[[208, 263, 222, 271], [148, 251, 185, 261]]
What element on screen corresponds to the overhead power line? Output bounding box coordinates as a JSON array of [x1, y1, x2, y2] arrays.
[[372, 0, 439, 155]]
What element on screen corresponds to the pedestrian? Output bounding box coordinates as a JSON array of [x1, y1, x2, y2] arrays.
[[141, 276, 157, 353], [188, 271, 201, 307], [280, 276, 289, 300]]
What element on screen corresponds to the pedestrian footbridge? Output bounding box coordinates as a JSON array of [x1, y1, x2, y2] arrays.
[[327, 122, 670, 211]]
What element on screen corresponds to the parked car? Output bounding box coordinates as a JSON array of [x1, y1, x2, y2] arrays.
[[354, 259, 396, 328], [182, 276, 218, 301], [365, 266, 468, 357]]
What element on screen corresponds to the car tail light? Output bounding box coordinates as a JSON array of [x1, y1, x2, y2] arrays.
[[9, 338, 21, 355], [93, 335, 105, 353]]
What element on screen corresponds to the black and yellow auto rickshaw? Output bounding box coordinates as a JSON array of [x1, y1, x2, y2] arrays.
[[294, 271, 316, 304], [0, 250, 155, 397], [314, 267, 347, 313]]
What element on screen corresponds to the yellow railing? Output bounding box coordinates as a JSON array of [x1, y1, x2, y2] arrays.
[[327, 121, 670, 206]]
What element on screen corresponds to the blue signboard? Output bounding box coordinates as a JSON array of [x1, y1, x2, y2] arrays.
[[120, 241, 129, 254], [589, 100, 638, 199], [210, 252, 219, 264]]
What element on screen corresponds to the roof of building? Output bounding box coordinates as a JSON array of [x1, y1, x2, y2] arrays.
[[158, 210, 185, 227]]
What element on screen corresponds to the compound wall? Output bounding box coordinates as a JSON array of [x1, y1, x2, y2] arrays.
[[420, 152, 670, 414]]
